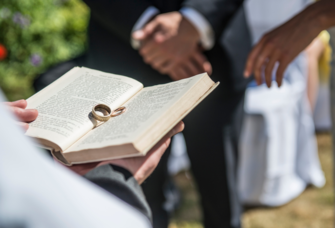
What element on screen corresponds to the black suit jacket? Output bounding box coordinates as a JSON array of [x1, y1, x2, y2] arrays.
[[82, 0, 248, 93]]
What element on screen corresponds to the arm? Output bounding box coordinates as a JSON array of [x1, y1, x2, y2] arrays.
[[83, 0, 153, 44], [132, 0, 244, 80], [133, 12, 212, 80], [66, 121, 184, 219], [84, 164, 152, 220], [305, 36, 325, 110], [0, 97, 151, 228], [4, 98, 182, 221], [244, 0, 335, 87], [182, 0, 244, 39]]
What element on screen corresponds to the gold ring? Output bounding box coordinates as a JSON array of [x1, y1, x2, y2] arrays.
[[111, 106, 127, 117], [92, 104, 111, 122]]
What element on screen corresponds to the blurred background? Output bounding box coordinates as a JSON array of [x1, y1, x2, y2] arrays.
[[0, 0, 333, 227], [0, 0, 88, 101]]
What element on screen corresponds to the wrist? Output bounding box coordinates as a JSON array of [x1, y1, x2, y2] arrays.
[[180, 7, 214, 50], [306, 0, 335, 32], [181, 16, 201, 43]]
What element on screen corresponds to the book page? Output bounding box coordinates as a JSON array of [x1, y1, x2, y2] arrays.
[[26, 67, 143, 151], [66, 74, 205, 153]]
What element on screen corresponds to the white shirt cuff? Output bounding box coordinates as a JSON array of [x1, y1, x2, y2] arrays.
[[131, 6, 160, 49], [180, 7, 215, 50]]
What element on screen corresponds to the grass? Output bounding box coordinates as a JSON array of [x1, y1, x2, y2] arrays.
[[169, 133, 334, 228]]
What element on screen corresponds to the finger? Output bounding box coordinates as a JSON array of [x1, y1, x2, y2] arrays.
[[192, 52, 206, 70], [140, 39, 159, 59], [151, 57, 170, 72], [156, 61, 172, 75], [146, 51, 169, 68], [184, 59, 201, 76], [168, 121, 185, 137], [159, 52, 206, 75], [143, 19, 160, 38], [10, 107, 38, 122], [132, 20, 159, 41], [132, 136, 171, 184], [192, 52, 212, 75], [145, 53, 170, 70], [203, 61, 213, 76], [174, 66, 189, 80], [132, 30, 146, 40], [16, 122, 29, 132], [154, 30, 168, 43], [169, 69, 180, 81], [147, 138, 171, 158], [159, 60, 176, 75], [253, 45, 275, 85], [5, 99, 27, 109], [276, 58, 291, 87], [244, 36, 267, 78], [148, 121, 184, 154], [264, 50, 281, 88], [142, 49, 162, 65]]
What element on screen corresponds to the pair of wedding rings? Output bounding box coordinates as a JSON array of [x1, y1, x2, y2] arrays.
[[92, 104, 126, 122]]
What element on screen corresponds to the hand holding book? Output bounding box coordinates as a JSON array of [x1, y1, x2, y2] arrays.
[[4, 98, 184, 184], [4, 99, 38, 131], [25, 67, 219, 165], [66, 121, 184, 184]]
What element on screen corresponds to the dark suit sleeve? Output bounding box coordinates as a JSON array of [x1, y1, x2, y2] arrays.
[[83, 0, 153, 43], [182, 0, 244, 38], [83, 164, 152, 221]]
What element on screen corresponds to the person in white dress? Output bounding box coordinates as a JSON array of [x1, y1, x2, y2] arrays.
[[238, 0, 325, 207]]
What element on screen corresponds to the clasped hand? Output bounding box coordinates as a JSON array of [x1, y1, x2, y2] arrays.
[[133, 12, 212, 80]]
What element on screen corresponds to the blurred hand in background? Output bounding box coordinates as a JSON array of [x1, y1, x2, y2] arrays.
[[133, 12, 212, 80], [244, 0, 335, 88]]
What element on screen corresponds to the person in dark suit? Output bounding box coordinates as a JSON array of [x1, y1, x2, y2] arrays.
[[34, 1, 251, 227]]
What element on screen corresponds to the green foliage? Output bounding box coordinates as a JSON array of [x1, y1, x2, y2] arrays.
[[0, 0, 89, 101]]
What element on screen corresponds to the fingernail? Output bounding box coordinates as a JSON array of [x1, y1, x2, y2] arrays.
[[244, 70, 249, 78], [26, 109, 38, 115]]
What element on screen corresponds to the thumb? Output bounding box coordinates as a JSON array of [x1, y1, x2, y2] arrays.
[[132, 30, 146, 40], [203, 61, 212, 76], [154, 31, 167, 43], [10, 106, 38, 122], [16, 122, 29, 132], [193, 52, 212, 75], [169, 121, 185, 137], [5, 99, 27, 109], [133, 20, 159, 41]]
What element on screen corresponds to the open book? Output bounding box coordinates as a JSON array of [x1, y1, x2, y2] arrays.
[[26, 67, 219, 165]]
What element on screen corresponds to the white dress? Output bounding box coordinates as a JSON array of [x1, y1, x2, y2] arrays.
[[0, 91, 150, 228], [238, 0, 325, 206]]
